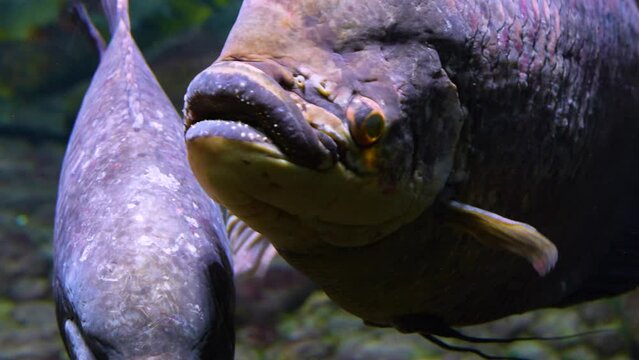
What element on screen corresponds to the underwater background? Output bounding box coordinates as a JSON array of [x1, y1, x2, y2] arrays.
[[0, 1, 637, 359]]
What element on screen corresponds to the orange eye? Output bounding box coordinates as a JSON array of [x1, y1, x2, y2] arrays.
[[346, 96, 386, 146]]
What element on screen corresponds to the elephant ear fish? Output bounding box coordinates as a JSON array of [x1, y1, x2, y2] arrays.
[[53, 1, 234, 359], [184, 0, 639, 339]]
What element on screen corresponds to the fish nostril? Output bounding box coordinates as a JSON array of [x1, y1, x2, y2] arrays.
[[294, 75, 306, 90], [306, 75, 331, 98], [240, 60, 297, 90]]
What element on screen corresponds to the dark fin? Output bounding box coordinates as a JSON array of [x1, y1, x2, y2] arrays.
[[53, 276, 74, 359], [227, 213, 278, 277], [101, 0, 130, 34], [558, 228, 639, 306], [71, 1, 106, 57], [53, 276, 102, 360], [64, 320, 97, 360], [201, 247, 236, 360], [445, 200, 558, 276]]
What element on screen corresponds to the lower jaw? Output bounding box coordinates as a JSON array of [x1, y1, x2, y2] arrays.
[[185, 120, 284, 157], [186, 130, 431, 249]]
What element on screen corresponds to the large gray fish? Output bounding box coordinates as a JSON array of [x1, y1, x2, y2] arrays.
[[53, 1, 234, 359], [184, 0, 639, 343]]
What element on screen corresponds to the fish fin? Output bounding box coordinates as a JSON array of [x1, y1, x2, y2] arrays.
[[53, 276, 74, 358], [558, 228, 639, 306], [201, 249, 236, 359], [53, 276, 96, 360], [64, 320, 97, 360], [71, 1, 106, 57], [227, 213, 278, 277], [445, 201, 558, 276], [101, 0, 130, 34]]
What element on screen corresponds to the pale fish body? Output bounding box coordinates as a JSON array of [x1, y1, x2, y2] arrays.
[[53, 1, 234, 358]]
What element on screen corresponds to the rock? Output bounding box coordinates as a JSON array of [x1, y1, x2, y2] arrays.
[[11, 301, 57, 329], [623, 290, 639, 341], [465, 312, 535, 339], [530, 311, 584, 341], [272, 340, 335, 360], [235, 343, 262, 360], [561, 346, 599, 360], [588, 329, 627, 357], [326, 312, 365, 334], [8, 278, 51, 301], [579, 299, 619, 326], [0, 326, 64, 360], [504, 342, 558, 360], [0, 301, 62, 360], [0, 298, 16, 329], [0, 231, 51, 300], [336, 333, 432, 360]]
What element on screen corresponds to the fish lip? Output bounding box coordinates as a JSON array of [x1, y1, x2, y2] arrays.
[[185, 119, 285, 159], [184, 61, 337, 169]]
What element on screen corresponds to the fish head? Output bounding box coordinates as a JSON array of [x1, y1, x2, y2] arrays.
[[184, 0, 465, 250]]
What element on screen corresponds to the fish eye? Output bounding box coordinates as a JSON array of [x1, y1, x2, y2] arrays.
[[346, 96, 386, 147]]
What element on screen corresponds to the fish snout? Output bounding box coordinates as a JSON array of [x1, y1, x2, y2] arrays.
[[184, 61, 337, 170]]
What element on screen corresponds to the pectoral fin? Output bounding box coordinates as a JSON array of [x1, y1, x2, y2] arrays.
[[227, 213, 278, 276], [445, 201, 558, 276], [64, 320, 96, 360]]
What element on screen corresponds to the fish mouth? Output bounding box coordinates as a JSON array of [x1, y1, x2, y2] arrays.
[[184, 62, 337, 170]]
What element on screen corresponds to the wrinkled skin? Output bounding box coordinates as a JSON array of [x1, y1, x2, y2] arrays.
[[185, 0, 639, 330]]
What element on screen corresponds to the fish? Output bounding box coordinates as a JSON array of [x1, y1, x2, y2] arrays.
[[184, 0, 639, 347], [52, 1, 235, 359]]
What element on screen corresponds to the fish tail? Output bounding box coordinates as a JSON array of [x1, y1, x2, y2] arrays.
[[101, 0, 130, 34]]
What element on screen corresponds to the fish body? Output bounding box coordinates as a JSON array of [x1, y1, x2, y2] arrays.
[[53, 1, 234, 359], [184, 0, 639, 332]]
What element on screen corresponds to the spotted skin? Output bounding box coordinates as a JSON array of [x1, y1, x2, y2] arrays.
[[53, 1, 234, 359]]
